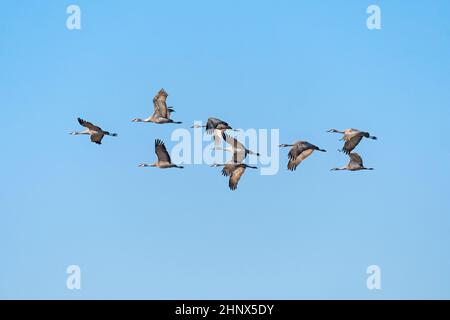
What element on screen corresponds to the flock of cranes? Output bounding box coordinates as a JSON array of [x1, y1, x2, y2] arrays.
[[71, 88, 377, 190]]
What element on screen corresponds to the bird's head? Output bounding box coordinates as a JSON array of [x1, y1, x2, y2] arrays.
[[131, 118, 142, 123]]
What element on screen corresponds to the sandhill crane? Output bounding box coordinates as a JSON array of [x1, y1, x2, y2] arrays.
[[279, 141, 326, 171], [191, 117, 237, 145], [331, 153, 374, 171], [215, 134, 260, 163], [70, 118, 118, 145], [132, 89, 182, 124], [327, 128, 377, 154], [138, 139, 184, 169], [210, 162, 257, 190]]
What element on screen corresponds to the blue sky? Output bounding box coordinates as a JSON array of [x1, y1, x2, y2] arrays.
[[1, 0, 450, 299]]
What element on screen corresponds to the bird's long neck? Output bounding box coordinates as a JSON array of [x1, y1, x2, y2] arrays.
[[71, 130, 89, 135], [139, 163, 157, 167], [210, 163, 225, 168], [214, 146, 233, 152]]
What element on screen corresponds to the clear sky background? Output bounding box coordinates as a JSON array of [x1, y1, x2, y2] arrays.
[[1, 0, 450, 299]]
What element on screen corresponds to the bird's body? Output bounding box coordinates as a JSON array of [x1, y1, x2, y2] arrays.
[[191, 117, 235, 145], [331, 153, 374, 171], [279, 141, 326, 171], [70, 118, 117, 144], [211, 162, 257, 190], [132, 89, 182, 124], [216, 134, 260, 163], [139, 139, 184, 169], [327, 128, 377, 154]]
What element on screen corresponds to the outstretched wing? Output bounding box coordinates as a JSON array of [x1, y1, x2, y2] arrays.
[[206, 117, 231, 132], [78, 118, 101, 131], [90, 133, 105, 144], [287, 148, 314, 171], [221, 163, 236, 177], [232, 150, 247, 163], [152, 89, 169, 118], [343, 134, 364, 154], [349, 153, 363, 166], [229, 166, 246, 190], [223, 134, 248, 163], [288, 142, 314, 160], [154, 139, 171, 163], [223, 134, 245, 150], [206, 118, 223, 131]]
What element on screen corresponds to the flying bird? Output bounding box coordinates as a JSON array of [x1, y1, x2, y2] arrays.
[[138, 139, 184, 169], [70, 118, 118, 145], [331, 153, 374, 171], [279, 141, 326, 171], [132, 88, 182, 124], [327, 128, 377, 154], [191, 117, 237, 145], [215, 134, 260, 163], [210, 162, 258, 190]]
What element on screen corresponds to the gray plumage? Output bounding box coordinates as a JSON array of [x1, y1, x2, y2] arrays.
[[279, 141, 326, 171]]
